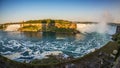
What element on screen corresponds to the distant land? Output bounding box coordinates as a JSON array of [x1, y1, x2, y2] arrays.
[[0, 19, 78, 33], [0, 19, 120, 33]]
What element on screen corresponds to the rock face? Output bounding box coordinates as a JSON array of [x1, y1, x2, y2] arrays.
[[19, 23, 77, 32], [55, 23, 76, 29], [19, 23, 42, 31], [116, 25, 120, 33], [3, 19, 77, 32]]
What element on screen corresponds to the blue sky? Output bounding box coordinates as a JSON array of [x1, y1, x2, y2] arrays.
[[0, 0, 120, 23]]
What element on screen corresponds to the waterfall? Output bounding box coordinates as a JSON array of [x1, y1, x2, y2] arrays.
[[76, 23, 116, 35], [76, 24, 97, 33], [5, 24, 20, 31]]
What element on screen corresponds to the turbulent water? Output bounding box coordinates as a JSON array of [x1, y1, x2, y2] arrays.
[[5, 24, 20, 31], [0, 24, 117, 62]]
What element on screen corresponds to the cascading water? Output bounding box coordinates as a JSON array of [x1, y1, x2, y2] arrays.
[[5, 24, 20, 31], [76, 24, 97, 33], [76, 11, 116, 35], [76, 24, 116, 35]]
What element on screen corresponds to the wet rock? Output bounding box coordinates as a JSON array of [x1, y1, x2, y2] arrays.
[[110, 54, 115, 58], [65, 63, 76, 68], [113, 50, 118, 55], [0, 60, 8, 68]]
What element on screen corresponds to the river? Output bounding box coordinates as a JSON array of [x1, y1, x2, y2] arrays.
[[0, 24, 117, 62]]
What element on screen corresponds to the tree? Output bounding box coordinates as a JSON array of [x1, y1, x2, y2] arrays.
[[112, 33, 120, 44]]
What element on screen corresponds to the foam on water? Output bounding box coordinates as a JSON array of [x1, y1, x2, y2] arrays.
[[0, 24, 116, 62], [4, 52, 22, 60]]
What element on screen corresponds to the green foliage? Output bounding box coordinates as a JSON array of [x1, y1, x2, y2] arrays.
[[20, 25, 41, 31], [0, 24, 4, 29], [22, 19, 72, 24], [0, 24, 7, 30], [41, 20, 47, 23], [25, 20, 41, 23], [30, 55, 61, 65], [112, 33, 120, 44], [22, 25, 37, 28]]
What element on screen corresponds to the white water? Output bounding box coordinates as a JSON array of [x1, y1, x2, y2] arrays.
[[76, 11, 115, 34], [0, 24, 116, 62], [5, 24, 20, 31], [77, 24, 97, 33], [76, 23, 116, 35]]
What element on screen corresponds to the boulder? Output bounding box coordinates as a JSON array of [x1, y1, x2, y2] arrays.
[[113, 50, 118, 55], [110, 54, 115, 58]]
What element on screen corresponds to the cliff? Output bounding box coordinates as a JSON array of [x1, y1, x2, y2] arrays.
[[18, 19, 77, 33], [116, 25, 120, 33], [19, 23, 42, 32]]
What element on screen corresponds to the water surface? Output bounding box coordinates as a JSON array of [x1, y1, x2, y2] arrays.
[[0, 25, 116, 62]]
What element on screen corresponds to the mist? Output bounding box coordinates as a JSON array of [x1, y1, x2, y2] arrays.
[[77, 11, 116, 34]]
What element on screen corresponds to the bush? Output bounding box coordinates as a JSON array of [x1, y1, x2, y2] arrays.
[[112, 33, 120, 44], [0, 25, 3, 29], [20, 25, 41, 31], [30, 55, 61, 65]]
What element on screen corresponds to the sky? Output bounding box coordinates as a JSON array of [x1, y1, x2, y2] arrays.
[[0, 0, 120, 23]]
